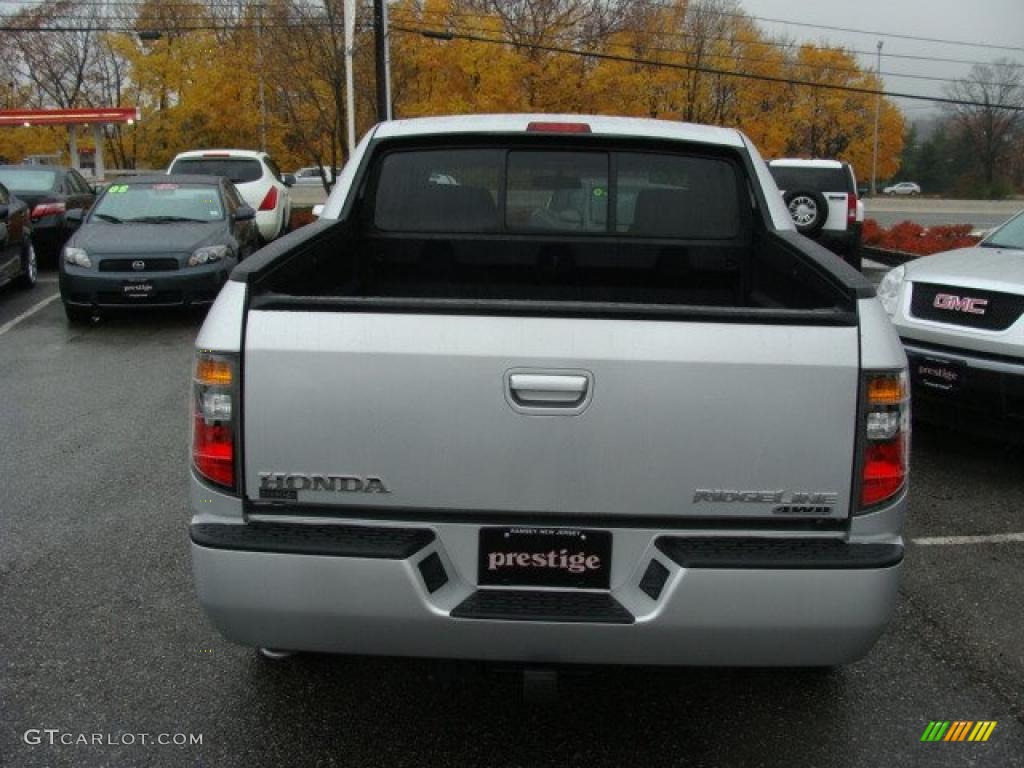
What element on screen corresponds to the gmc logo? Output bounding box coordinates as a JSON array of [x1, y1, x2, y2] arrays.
[[933, 293, 988, 315]]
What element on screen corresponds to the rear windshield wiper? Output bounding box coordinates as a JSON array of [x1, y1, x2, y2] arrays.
[[125, 215, 208, 223], [93, 213, 122, 223]]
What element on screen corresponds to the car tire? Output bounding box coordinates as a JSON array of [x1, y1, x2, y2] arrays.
[[15, 241, 38, 289], [783, 189, 829, 236], [63, 302, 93, 324]]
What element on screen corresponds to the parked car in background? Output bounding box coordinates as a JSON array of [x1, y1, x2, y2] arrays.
[[0, 181, 37, 291], [883, 182, 921, 196], [59, 175, 258, 323], [166, 150, 292, 244], [0, 165, 96, 265], [768, 158, 864, 271], [878, 208, 1024, 441], [292, 166, 342, 186]]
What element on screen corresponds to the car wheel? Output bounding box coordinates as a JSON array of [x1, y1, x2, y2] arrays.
[[783, 189, 828, 236], [15, 241, 38, 289], [63, 302, 93, 324]]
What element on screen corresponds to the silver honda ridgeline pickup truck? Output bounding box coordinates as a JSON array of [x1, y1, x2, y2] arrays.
[[189, 115, 909, 667]]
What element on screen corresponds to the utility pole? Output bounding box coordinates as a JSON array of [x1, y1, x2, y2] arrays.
[[373, 0, 392, 122], [256, 2, 267, 152], [344, 0, 356, 154], [871, 40, 883, 196]]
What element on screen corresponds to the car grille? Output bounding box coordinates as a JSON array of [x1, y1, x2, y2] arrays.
[[910, 282, 1024, 331], [98, 257, 181, 272]]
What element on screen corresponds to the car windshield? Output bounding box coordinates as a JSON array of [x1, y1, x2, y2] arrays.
[[169, 157, 262, 183], [0, 168, 57, 193], [981, 211, 1024, 250], [92, 183, 224, 222]]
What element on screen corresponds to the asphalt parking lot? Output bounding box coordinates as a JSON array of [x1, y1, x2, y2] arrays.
[[1, 268, 1022, 768]]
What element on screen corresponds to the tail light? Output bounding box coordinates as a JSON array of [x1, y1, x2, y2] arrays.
[[192, 352, 238, 491], [258, 186, 278, 211], [859, 371, 910, 509], [31, 201, 66, 220], [847, 193, 857, 224]]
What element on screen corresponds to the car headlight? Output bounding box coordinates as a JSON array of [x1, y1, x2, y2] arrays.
[[187, 245, 230, 267], [64, 247, 92, 269], [876, 265, 906, 317]]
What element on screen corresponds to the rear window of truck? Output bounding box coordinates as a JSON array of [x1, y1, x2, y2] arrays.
[[372, 148, 742, 240]]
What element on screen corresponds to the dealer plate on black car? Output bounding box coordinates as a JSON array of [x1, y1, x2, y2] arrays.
[[122, 281, 153, 298], [913, 356, 965, 392], [478, 527, 612, 589]]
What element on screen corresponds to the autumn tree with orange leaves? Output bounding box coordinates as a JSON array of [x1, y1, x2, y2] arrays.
[[0, 0, 906, 181]]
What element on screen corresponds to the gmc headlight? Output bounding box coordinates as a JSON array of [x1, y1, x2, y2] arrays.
[[876, 265, 905, 317], [64, 247, 92, 269], [188, 245, 229, 267]]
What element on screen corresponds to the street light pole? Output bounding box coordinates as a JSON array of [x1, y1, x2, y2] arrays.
[[871, 40, 883, 196], [373, 0, 392, 122], [258, 2, 267, 152]]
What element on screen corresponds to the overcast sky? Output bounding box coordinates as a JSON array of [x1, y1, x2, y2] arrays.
[[738, 0, 1024, 118]]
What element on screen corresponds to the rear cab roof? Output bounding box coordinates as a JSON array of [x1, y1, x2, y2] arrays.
[[373, 114, 746, 147]]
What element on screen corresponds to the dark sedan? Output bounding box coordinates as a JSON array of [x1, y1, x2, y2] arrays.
[[0, 181, 37, 292], [59, 174, 258, 323], [0, 165, 96, 265]]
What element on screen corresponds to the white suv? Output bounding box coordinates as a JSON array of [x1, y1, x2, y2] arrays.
[[167, 149, 292, 244], [768, 158, 864, 270]]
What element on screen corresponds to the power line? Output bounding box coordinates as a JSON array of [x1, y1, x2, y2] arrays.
[[397, 7, 1022, 69], [390, 23, 1024, 111], [643, 0, 1024, 53], [4, 2, 1018, 69], [387, 11, 1022, 89]]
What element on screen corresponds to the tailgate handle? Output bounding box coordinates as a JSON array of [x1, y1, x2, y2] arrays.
[[508, 373, 589, 406]]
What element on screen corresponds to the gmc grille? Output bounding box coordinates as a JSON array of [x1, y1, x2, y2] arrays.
[[910, 282, 1024, 331]]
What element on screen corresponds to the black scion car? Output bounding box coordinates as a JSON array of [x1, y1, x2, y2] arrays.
[[59, 175, 258, 322], [0, 165, 96, 265], [0, 181, 36, 292]]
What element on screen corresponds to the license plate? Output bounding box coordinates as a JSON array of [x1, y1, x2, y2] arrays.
[[914, 356, 965, 392], [122, 281, 153, 298], [477, 527, 611, 589]]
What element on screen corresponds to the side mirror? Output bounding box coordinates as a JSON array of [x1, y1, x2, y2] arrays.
[[234, 205, 256, 222], [281, 174, 296, 187], [66, 208, 84, 227]]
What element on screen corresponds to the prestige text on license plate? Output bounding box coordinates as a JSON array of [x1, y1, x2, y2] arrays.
[[477, 527, 612, 589]]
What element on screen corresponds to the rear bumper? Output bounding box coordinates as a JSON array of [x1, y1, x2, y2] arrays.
[[816, 224, 861, 261], [191, 518, 903, 666]]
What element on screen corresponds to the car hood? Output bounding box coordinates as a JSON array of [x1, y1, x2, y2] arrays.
[[904, 246, 1024, 294], [71, 221, 226, 254]]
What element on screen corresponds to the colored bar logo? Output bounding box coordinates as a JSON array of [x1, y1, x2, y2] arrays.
[[921, 721, 997, 742]]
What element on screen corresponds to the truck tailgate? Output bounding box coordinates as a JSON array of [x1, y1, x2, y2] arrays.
[[243, 311, 860, 520]]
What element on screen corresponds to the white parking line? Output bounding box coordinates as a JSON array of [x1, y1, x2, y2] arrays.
[[0, 292, 60, 337], [913, 533, 1024, 546]]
